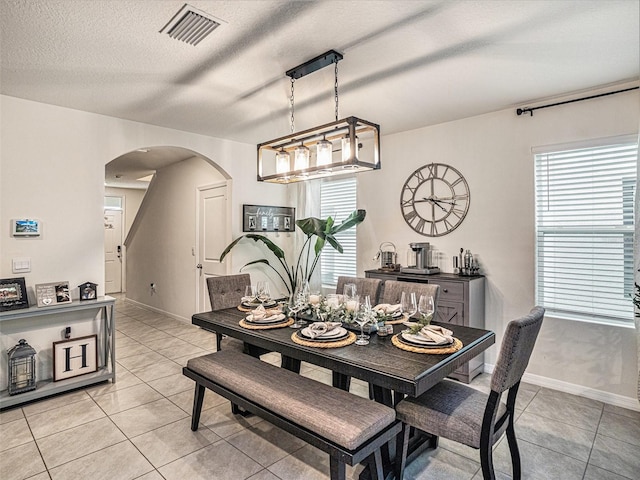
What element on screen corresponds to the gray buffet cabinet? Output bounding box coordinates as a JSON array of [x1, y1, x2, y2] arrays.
[[0, 296, 116, 409], [365, 270, 485, 383]]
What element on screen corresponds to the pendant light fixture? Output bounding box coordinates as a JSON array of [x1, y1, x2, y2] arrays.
[[257, 50, 381, 183]]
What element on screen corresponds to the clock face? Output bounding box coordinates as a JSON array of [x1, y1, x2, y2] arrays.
[[400, 163, 470, 237]]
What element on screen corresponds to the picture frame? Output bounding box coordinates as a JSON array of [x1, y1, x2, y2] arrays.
[[11, 219, 41, 237], [78, 282, 98, 301], [53, 334, 98, 381], [242, 205, 295, 232], [0, 277, 30, 312], [35, 281, 72, 307]]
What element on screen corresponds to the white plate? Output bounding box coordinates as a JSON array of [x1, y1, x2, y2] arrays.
[[401, 332, 452, 346], [246, 313, 285, 324], [301, 326, 347, 339]]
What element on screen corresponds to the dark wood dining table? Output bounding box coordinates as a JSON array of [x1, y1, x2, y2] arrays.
[[192, 307, 495, 403]]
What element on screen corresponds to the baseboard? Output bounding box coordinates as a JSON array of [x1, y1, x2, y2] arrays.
[[484, 363, 640, 412], [123, 297, 190, 324]]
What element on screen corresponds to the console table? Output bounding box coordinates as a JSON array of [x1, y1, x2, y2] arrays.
[[365, 270, 485, 383], [0, 296, 116, 409]]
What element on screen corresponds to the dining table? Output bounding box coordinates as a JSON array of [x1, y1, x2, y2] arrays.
[[192, 305, 495, 477]]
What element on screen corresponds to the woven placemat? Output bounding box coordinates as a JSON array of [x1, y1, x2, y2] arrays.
[[239, 318, 294, 330], [291, 331, 357, 348], [391, 335, 463, 354]]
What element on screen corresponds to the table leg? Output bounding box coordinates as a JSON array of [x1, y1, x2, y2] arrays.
[[332, 372, 351, 390], [281, 355, 301, 373]]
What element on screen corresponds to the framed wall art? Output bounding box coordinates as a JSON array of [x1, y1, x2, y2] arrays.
[[0, 277, 30, 312], [35, 281, 72, 307], [11, 219, 41, 237], [53, 334, 98, 381], [242, 205, 295, 232]]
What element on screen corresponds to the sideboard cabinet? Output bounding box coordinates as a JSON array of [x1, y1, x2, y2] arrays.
[[365, 270, 485, 383], [0, 296, 116, 409]]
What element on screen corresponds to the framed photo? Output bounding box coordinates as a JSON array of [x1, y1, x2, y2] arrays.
[[53, 335, 98, 381], [242, 205, 295, 232], [78, 282, 98, 301], [11, 219, 41, 237], [0, 277, 29, 312], [36, 281, 72, 307]]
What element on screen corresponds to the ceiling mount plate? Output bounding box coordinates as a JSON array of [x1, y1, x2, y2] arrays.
[[286, 50, 344, 79]]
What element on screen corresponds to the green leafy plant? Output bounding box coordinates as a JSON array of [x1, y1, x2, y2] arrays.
[[220, 209, 366, 295]]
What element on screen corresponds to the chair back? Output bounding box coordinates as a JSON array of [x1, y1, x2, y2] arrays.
[[490, 306, 544, 393], [380, 280, 441, 312], [207, 274, 251, 311], [335, 276, 382, 304]]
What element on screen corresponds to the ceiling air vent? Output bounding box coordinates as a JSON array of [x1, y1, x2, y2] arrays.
[[160, 4, 224, 46]]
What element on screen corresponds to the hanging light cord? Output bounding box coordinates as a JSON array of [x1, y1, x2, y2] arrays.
[[290, 77, 295, 133], [334, 59, 339, 122]]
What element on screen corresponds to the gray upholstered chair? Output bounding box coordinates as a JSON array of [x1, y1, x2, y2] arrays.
[[379, 280, 440, 313], [335, 276, 383, 304], [394, 306, 545, 480], [206, 274, 251, 353]]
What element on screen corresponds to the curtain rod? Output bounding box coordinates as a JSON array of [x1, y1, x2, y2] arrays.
[[516, 86, 639, 116]]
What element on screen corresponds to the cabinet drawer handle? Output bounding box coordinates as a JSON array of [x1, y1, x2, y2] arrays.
[[442, 289, 448, 293]]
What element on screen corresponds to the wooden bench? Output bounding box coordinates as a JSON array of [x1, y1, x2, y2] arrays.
[[183, 350, 401, 480]]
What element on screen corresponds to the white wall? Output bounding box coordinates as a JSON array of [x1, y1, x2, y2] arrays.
[[358, 84, 639, 405]]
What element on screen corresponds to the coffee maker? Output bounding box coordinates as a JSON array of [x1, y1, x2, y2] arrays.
[[400, 242, 440, 275]]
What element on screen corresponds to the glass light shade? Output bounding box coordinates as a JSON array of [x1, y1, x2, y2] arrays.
[[294, 145, 310, 170], [316, 139, 332, 166], [275, 151, 291, 174], [342, 135, 359, 162]]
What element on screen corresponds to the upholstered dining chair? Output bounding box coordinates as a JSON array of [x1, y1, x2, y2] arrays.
[[379, 280, 440, 314], [335, 276, 383, 305], [394, 306, 545, 480]]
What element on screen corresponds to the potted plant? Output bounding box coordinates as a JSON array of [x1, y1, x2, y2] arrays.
[[220, 209, 366, 296]]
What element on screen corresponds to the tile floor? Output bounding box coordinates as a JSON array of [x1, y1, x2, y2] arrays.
[[1, 296, 639, 480]]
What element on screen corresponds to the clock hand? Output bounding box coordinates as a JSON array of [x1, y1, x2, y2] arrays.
[[428, 198, 449, 212]]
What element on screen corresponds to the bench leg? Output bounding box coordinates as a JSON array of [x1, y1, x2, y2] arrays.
[[394, 423, 410, 480], [191, 383, 206, 431], [365, 449, 384, 480], [329, 456, 346, 480]]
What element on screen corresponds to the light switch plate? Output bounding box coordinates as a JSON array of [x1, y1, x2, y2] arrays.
[[12, 257, 31, 273]]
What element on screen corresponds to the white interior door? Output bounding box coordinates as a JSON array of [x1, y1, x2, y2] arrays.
[[104, 209, 123, 294], [197, 183, 229, 312]]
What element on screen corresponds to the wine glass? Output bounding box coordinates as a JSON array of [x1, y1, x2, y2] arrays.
[[244, 285, 257, 303], [418, 295, 435, 324], [256, 281, 270, 302], [354, 300, 372, 346], [343, 283, 357, 299], [288, 291, 306, 328], [401, 292, 417, 319], [361, 295, 373, 339]]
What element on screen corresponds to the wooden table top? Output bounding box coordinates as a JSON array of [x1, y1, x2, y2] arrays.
[[192, 307, 495, 397]]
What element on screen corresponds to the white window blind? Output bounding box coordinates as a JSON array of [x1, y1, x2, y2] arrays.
[[320, 176, 357, 288], [534, 138, 637, 324]]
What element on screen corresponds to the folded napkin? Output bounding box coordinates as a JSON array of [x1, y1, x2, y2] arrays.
[[418, 325, 453, 344], [374, 303, 402, 314], [305, 321, 342, 339], [251, 304, 267, 320], [265, 307, 282, 316]]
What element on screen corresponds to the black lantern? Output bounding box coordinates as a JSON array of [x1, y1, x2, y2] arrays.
[[7, 339, 37, 395]]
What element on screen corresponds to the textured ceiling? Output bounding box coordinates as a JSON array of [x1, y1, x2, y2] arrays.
[[1, 0, 638, 185]]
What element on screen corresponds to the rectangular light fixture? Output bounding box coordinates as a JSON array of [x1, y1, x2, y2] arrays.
[[257, 116, 380, 184]]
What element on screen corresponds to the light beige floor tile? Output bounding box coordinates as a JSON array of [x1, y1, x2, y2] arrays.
[[524, 393, 602, 432], [167, 388, 228, 413], [0, 441, 47, 480], [158, 440, 263, 480], [36, 417, 126, 468], [22, 389, 90, 416], [116, 351, 168, 371], [128, 329, 174, 344], [117, 342, 153, 359], [133, 471, 164, 480], [131, 417, 220, 467], [247, 470, 282, 480], [267, 443, 331, 480], [129, 360, 182, 382], [49, 440, 153, 480], [93, 383, 164, 415], [0, 407, 24, 424], [198, 402, 264, 438], [85, 370, 143, 397], [589, 433, 640, 479], [597, 410, 640, 447], [147, 372, 194, 397], [226, 420, 307, 467], [395, 444, 481, 480], [137, 336, 187, 351], [535, 387, 604, 411], [583, 463, 633, 480], [24, 472, 51, 480], [155, 343, 208, 360], [109, 398, 187, 438], [26, 398, 105, 439], [603, 403, 640, 421], [160, 325, 201, 338], [1, 416, 34, 452], [300, 368, 333, 386]]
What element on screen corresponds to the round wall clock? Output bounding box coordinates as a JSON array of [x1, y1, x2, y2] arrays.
[[400, 163, 470, 237]]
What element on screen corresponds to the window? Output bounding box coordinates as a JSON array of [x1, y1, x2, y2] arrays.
[[534, 136, 637, 324], [320, 176, 357, 288]]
